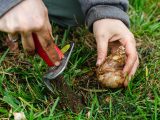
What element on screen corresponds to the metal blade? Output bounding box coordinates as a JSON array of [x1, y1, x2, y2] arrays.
[[43, 42, 74, 81]]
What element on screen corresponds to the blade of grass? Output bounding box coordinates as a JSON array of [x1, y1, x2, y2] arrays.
[[18, 97, 38, 112], [153, 88, 158, 120], [1, 95, 19, 109], [48, 97, 60, 119], [109, 95, 112, 119], [0, 48, 9, 65], [61, 27, 70, 47]]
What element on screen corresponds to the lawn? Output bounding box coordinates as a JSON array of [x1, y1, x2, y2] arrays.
[[0, 0, 160, 119]]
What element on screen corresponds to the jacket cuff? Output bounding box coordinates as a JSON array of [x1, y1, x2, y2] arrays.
[[0, 0, 24, 18], [86, 5, 130, 32]]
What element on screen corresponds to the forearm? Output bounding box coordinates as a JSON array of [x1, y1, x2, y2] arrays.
[[78, 0, 130, 31], [0, 0, 24, 18]]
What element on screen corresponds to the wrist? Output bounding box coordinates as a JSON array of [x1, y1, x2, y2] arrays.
[[94, 18, 124, 27]]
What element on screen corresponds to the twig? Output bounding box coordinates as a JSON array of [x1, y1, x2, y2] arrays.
[[78, 87, 108, 92]]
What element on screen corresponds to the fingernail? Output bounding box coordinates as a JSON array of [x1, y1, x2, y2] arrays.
[[55, 61, 60, 66], [123, 72, 127, 77], [96, 59, 102, 66]]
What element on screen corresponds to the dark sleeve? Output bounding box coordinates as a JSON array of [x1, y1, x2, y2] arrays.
[[78, 0, 130, 32], [0, 0, 24, 18]]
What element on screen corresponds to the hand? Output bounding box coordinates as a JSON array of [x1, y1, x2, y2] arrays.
[[0, 0, 60, 64], [93, 19, 139, 85]]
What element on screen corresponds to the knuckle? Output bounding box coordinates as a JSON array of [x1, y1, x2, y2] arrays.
[[98, 48, 105, 54], [31, 15, 45, 30], [34, 19, 45, 30], [22, 26, 30, 32], [124, 35, 133, 41], [98, 52, 106, 59], [44, 33, 52, 41], [45, 39, 51, 46], [130, 53, 137, 62], [16, 22, 30, 32], [7, 24, 17, 33], [44, 7, 48, 14], [124, 33, 135, 42], [95, 33, 109, 40], [44, 39, 52, 49], [9, 27, 16, 33]]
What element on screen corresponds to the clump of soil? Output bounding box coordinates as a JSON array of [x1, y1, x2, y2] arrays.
[[50, 75, 84, 113]]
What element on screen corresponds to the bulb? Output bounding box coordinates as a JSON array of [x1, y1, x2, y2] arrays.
[[96, 46, 126, 88]]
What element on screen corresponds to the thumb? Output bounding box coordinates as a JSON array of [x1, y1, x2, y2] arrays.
[[96, 35, 109, 66]]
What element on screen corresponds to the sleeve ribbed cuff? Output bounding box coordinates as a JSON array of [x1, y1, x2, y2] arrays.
[[0, 0, 24, 18], [86, 5, 130, 32]]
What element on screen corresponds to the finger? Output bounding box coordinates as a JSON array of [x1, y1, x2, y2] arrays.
[[129, 57, 139, 76], [36, 32, 61, 66], [120, 38, 137, 75], [123, 47, 137, 75], [21, 32, 35, 54], [7, 33, 19, 52], [33, 15, 61, 66], [124, 76, 131, 87], [124, 57, 139, 87], [36, 20, 61, 66], [95, 35, 110, 66], [124, 48, 137, 74], [8, 33, 19, 42], [0, 15, 20, 33]]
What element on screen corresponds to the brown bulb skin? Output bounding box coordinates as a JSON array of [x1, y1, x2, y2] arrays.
[[96, 46, 126, 88]]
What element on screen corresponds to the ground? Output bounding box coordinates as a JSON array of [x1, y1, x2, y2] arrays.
[[0, 0, 160, 119]]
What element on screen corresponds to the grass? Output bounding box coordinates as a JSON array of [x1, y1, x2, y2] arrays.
[[0, 0, 160, 119]]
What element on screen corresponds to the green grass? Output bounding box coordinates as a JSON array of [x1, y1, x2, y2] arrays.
[[0, 0, 160, 119]]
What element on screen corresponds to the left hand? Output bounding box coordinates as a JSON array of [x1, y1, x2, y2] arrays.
[[93, 19, 139, 81], [0, 0, 61, 65]]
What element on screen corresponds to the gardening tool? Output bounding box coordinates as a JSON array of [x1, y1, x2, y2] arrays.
[[32, 33, 74, 93], [8, 33, 74, 92], [32, 34, 85, 113]]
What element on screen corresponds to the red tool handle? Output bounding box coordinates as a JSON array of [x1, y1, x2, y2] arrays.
[[32, 33, 64, 67]]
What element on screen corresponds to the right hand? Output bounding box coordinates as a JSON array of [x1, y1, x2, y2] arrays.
[[93, 19, 139, 86], [0, 0, 61, 64]]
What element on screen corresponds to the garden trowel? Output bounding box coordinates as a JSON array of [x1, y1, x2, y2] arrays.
[[33, 34, 84, 113]]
